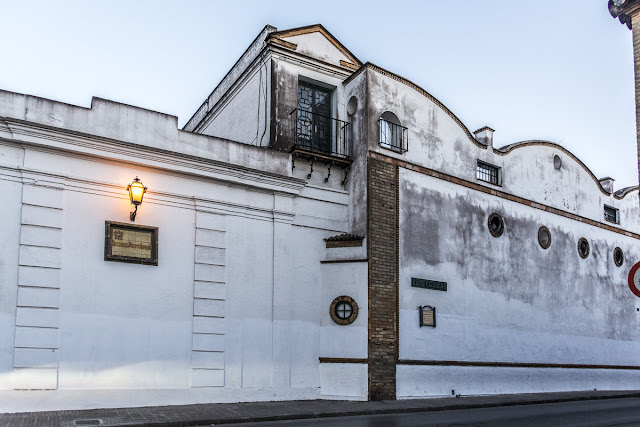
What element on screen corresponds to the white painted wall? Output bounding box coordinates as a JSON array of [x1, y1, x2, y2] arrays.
[[0, 173, 22, 390], [397, 168, 640, 397], [3, 25, 636, 410], [0, 85, 357, 411], [361, 68, 640, 228], [198, 58, 271, 146]]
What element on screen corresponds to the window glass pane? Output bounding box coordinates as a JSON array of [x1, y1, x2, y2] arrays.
[[477, 161, 500, 185], [604, 206, 618, 223]]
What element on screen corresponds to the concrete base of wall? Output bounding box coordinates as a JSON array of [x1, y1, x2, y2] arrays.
[[319, 363, 368, 399], [396, 365, 640, 399], [0, 387, 322, 413]]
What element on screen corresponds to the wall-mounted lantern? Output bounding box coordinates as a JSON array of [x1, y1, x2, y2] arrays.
[[419, 305, 436, 327], [127, 176, 147, 222]]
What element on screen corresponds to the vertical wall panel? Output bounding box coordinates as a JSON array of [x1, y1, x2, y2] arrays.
[[191, 209, 226, 388], [12, 182, 63, 390]]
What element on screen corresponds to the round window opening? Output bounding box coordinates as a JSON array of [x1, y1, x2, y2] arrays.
[[347, 96, 358, 115], [614, 247, 624, 267], [335, 301, 353, 319], [578, 237, 590, 259], [553, 154, 562, 170], [488, 212, 505, 237], [330, 295, 359, 325], [538, 226, 551, 249]]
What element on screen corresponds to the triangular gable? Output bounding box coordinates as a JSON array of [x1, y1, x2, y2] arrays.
[[269, 24, 361, 69]]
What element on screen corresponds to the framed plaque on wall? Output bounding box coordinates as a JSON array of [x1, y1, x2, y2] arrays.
[[104, 221, 158, 265]]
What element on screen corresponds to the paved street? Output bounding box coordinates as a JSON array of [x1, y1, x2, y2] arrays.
[[2, 390, 640, 426], [228, 398, 640, 427]]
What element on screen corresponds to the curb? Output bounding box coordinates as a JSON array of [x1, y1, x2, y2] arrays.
[[119, 391, 640, 426]]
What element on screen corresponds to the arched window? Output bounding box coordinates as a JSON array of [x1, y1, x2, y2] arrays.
[[379, 111, 408, 152]]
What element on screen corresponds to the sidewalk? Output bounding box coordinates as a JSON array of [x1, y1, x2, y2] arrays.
[[2, 390, 640, 427]]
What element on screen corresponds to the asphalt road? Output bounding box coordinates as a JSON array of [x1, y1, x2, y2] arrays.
[[222, 397, 640, 427]]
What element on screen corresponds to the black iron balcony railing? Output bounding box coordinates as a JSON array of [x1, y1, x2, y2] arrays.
[[379, 118, 408, 153], [290, 108, 350, 158]]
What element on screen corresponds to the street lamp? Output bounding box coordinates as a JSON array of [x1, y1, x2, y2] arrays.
[[127, 176, 147, 222]]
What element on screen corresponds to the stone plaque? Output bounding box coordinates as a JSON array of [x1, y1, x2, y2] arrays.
[[419, 305, 436, 327], [105, 221, 158, 265], [411, 277, 447, 291]]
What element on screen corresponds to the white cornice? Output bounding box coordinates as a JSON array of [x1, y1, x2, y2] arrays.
[[1, 119, 306, 195]]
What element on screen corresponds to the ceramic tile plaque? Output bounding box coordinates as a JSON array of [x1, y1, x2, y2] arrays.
[[419, 305, 436, 327], [104, 221, 158, 265], [411, 277, 447, 291]]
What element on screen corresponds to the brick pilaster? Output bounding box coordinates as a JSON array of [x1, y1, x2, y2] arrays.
[[367, 158, 398, 401], [633, 12, 640, 197]]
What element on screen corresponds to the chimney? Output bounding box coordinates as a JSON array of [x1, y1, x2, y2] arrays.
[[473, 126, 495, 148], [599, 177, 615, 193]]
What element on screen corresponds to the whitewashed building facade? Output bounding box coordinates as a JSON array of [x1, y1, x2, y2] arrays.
[[1, 24, 639, 412]]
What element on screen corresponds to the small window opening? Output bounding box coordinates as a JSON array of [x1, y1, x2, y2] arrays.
[[538, 226, 551, 249], [553, 155, 562, 170], [604, 205, 619, 224], [329, 295, 359, 325], [379, 111, 408, 153], [335, 301, 353, 319], [488, 213, 505, 237], [578, 238, 590, 259], [614, 247, 624, 267], [477, 161, 501, 185]]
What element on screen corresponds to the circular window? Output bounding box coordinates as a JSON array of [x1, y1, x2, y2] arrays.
[[330, 296, 359, 325], [553, 154, 562, 170], [538, 226, 551, 249], [578, 237, 590, 259], [488, 213, 505, 237], [614, 247, 624, 267]]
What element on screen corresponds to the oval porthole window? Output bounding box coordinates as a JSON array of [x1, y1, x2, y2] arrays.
[[347, 96, 358, 115], [578, 237, 590, 259], [553, 154, 562, 170], [330, 295, 359, 325], [487, 212, 505, 238], [538, 226, 551, 249], [614, 247, 624, 267]]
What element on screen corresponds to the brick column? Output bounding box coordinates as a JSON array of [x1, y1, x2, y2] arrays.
[[367, 158, 398, 400], [633, 12, 640, 193]]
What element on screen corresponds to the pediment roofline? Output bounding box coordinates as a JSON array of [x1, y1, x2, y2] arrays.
[[343, 64, 631, 200], [268, 24, 362, 66]]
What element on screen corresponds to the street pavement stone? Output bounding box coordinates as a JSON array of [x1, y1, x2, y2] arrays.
[[1, 390, 639, 426]]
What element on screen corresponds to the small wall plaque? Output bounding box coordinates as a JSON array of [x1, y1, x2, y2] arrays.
[[104, 221, 158, 265], [419, 305, 436, 327], [412, 277, 447, 291]]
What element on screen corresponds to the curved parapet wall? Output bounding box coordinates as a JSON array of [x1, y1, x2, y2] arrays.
[[345, 64, 640, 233]]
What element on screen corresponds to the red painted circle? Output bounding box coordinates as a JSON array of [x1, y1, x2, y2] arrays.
[[627, 261, 640, 298]]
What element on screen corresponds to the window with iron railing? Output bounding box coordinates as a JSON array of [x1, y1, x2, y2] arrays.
[[604, 205, 619, 224], [378, 111, 407, 153], [476, 161, 501, 185], [291, 81, 350, 158], [290, 108, 350, 158]]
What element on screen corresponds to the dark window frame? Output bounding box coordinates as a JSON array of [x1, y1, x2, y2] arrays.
[[329, 295, 359, 325], [297, 80, 333, 155], [614, 247, 624, 267], [577, 237, 590, 259], [487, 212, 505, 238], [538, 226, 552, 249], [476, 160, 502, 186], [604, 205, 619, 224]]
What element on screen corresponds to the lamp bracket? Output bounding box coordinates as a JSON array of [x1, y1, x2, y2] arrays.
[[130, 204, 138, 222]]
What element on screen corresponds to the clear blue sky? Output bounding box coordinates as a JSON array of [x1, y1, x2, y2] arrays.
[[1, 0, 636, 188]]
